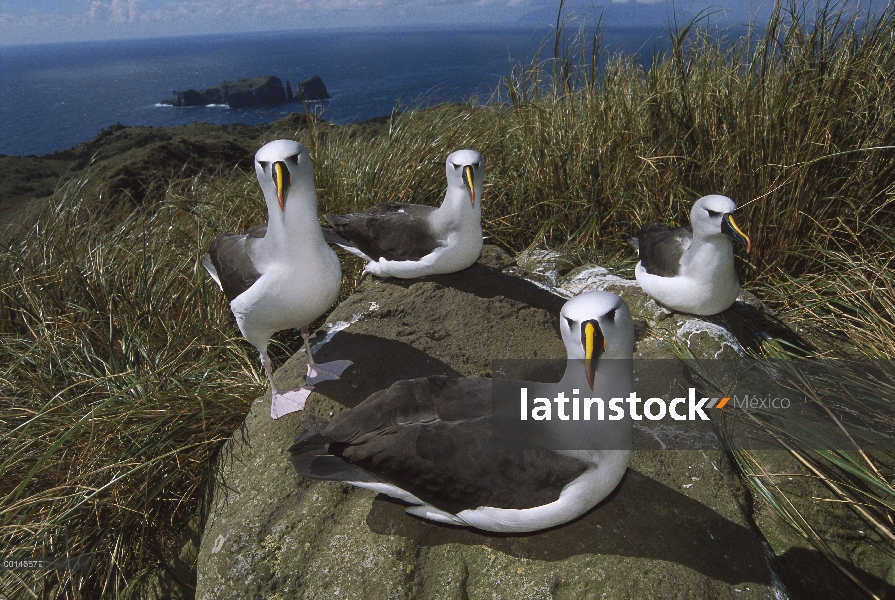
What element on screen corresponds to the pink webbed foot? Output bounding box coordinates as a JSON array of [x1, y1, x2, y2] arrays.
[[306, 360, 353, 385], [270, 387, 314, 419]]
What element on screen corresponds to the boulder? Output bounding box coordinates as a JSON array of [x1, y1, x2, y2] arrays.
[[195, 246, 877, 599]]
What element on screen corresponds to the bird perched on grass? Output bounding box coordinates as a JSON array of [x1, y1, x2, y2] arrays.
[[202, 139, 351, 419], [289, 291, 633, 533], [322, 149, 484, 278], [629, 194, 751, 315]]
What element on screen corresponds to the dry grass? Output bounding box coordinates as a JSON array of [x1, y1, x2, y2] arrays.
[[0, 172, 266, 597]]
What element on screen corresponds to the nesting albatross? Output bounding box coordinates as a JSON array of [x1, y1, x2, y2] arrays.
[[289, 291, 634, 533], [630, 194, 752, 315], [202, 139, 351, 419], [322, 149, 484, 278]]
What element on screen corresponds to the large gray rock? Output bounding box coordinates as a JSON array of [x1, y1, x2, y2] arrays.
[[195, 246, 873, 599]]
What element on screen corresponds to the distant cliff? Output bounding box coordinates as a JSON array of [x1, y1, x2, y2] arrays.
[[161, 75, 330, 109], [291, 75, 330, 102]]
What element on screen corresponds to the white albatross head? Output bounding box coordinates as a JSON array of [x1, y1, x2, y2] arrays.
[[559, 291, 635, 390], [444, 148, 484, 211], [254, 139, 317, 219], [689, 194, 751, 252]]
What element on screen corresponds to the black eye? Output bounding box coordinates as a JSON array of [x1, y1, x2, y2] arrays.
[[451, 162, 461, 170], [257, 160, 269, 170], [287, 153, 300, 162], [564, 317, 574, 329], [706, 209, 720, 217], [605, 308, 617, 321]]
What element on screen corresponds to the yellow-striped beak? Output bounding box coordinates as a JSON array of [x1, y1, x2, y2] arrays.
[[721, 213, 751, 253], [462, 165, 475, 207], [273, 161, 291, 212], [581, 320, 604, 390]]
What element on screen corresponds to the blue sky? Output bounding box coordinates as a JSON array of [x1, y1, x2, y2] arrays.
[[0, 1, 786, 46]]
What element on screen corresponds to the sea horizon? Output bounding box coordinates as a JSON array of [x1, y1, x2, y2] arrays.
[[0, 25, 673, 157]]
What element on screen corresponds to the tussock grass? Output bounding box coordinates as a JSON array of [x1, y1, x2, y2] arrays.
[[0, 171, 267, 597], [486, 0, 895, 278], [760, 222, 895, 358], [721, 357, 895, 599], [729, 222, 895, 597], [3, 0, 895, 596], [306, 0, 895, 281]]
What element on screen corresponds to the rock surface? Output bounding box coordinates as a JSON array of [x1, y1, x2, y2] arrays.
[[195, 246, 881, 599]]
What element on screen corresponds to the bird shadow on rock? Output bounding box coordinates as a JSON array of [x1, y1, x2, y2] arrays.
[[305, 332, 464, 409], [209, 334, 463, 530], [711, 301, 815, 356], [772, 545, 895, 600], [366, 468, 773, 586], [381, 263, 567, 327]]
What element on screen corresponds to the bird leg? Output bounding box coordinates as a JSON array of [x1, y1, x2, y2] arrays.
[[301, 326, 353, 385], [261, 349, 313, 419]]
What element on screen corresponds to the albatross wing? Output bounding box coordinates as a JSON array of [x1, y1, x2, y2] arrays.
[[637, 222, 693, 277], [289, 376, 588, 515], [205, 226, 267, 303], [323, 202, 440, 262]]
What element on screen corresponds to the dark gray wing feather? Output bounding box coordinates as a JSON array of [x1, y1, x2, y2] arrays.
[[207, 226, 265, 302], [321, 227, 354, 248], [323, 202, 441, 261], [289, 376, 588, 514], [637, 222, 693, 277]]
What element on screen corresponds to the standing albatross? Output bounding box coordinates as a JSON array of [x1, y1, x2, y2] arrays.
[[630, 194, 752, 315], [322, 149, 484, 278], [202, 139, 351, 419], [289, 291, 634, 533]]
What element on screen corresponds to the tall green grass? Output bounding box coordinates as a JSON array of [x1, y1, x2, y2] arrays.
[[0, 172, 267, 597], [487, 0, 895, 276], [729, 222, 895, 598], [3, 0, 895, 596], [312, 0, 895, 281]]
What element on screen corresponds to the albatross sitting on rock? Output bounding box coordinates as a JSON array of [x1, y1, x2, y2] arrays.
[[322, 149, 484, 278], [202, 139, 351, 419], [289, 291, 634, 533], [630, 194, 752, 316]]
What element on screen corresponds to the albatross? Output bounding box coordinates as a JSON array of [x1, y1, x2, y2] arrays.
[[289, 291, 634, 533], [630, 194, 752, 315], [322, 149, 484, 278], [202, 139, 351, 419]]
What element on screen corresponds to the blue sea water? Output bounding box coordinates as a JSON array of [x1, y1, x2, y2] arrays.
[[0, 27, 667, 157]]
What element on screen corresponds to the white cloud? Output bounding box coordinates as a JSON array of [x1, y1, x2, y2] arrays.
[[115, 0, 511, 24], [86, 0, 143, 23]]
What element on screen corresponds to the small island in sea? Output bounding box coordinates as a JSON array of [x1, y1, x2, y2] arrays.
[[160, 74, 330, 109]]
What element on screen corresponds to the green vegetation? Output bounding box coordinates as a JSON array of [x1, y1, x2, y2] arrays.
[[2, 0, 895, 596]]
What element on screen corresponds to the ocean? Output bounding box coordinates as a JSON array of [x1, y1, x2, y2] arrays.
[[0, 27, 667, 157]]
